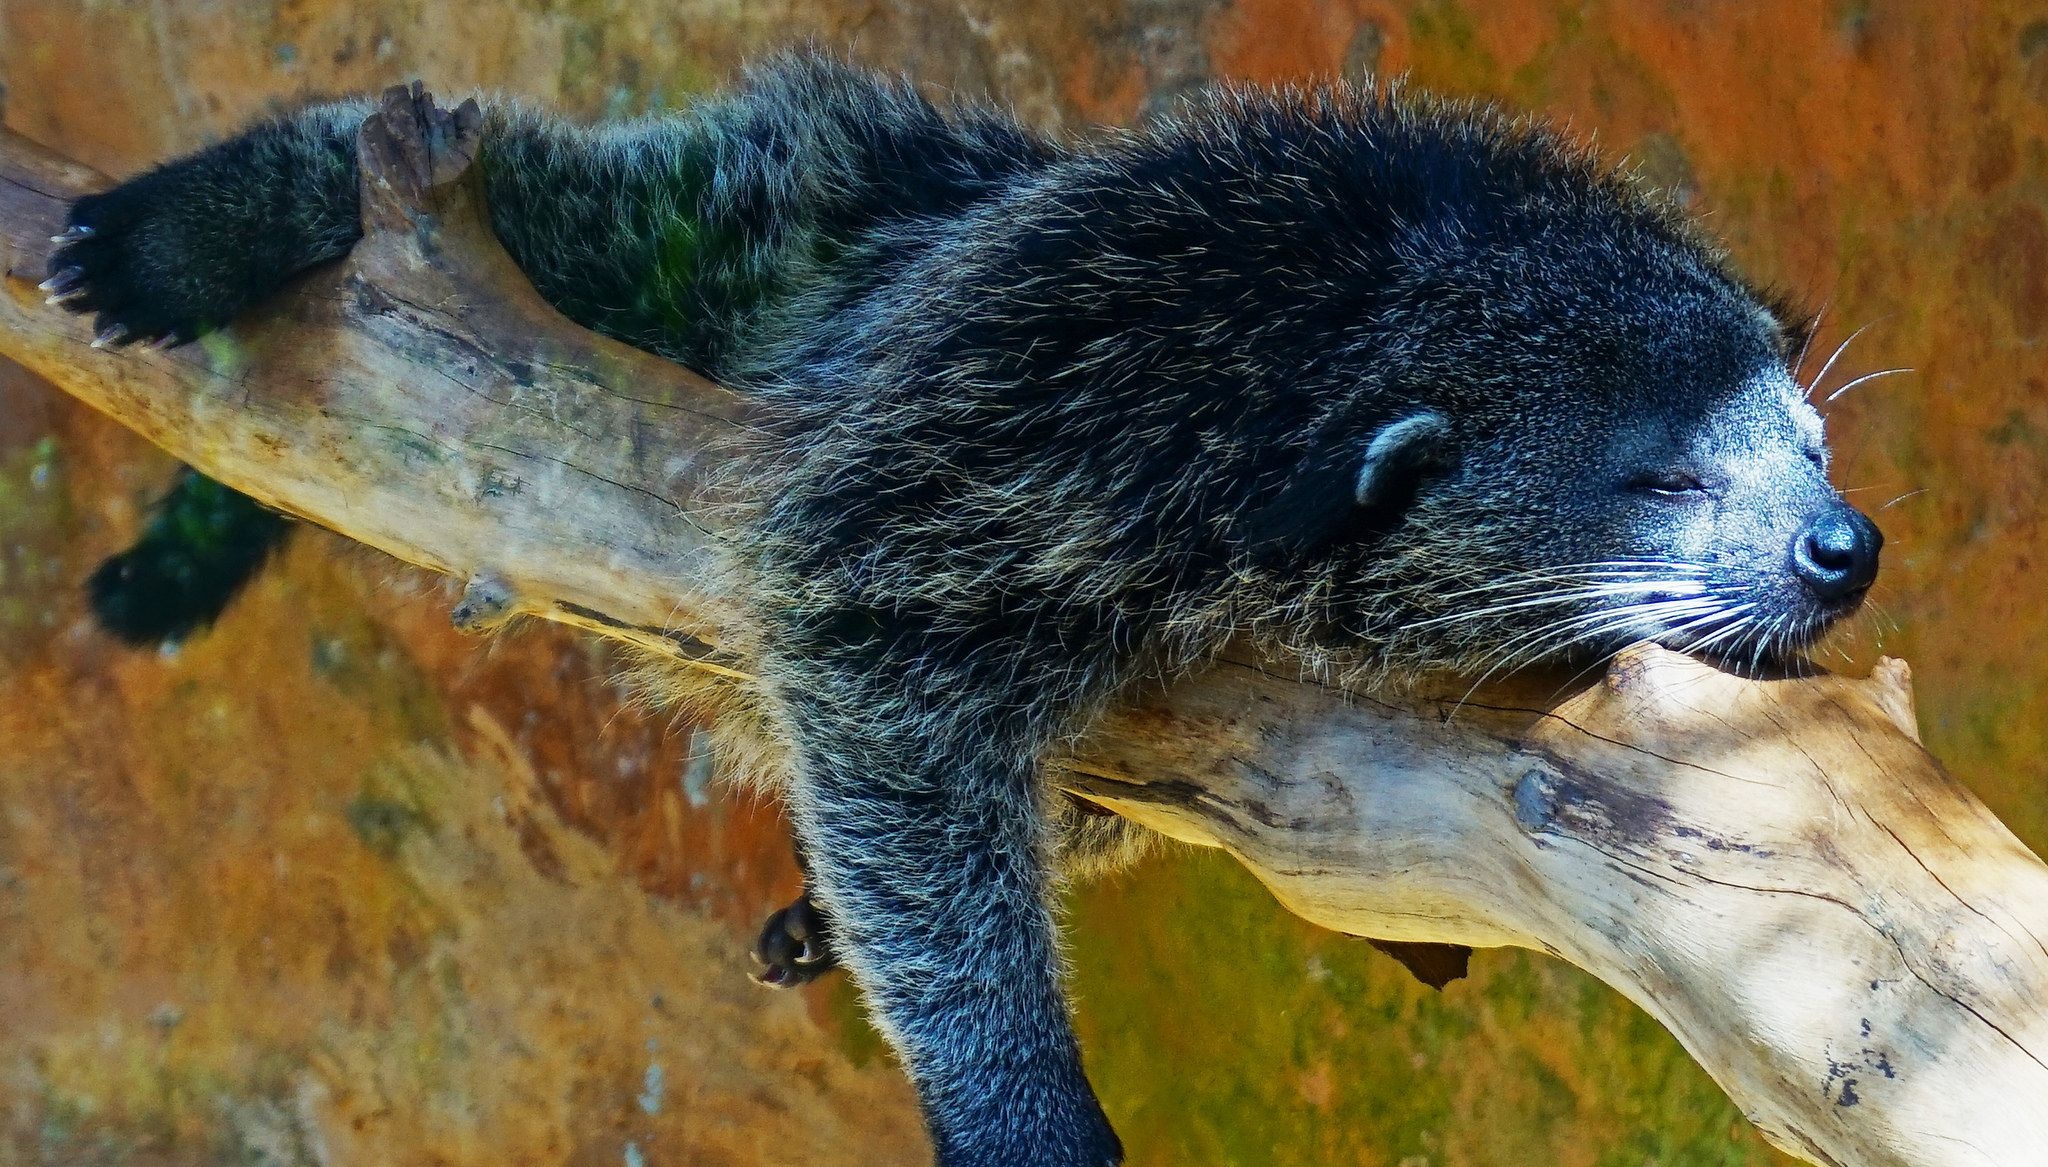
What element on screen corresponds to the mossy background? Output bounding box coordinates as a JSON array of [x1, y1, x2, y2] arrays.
[[1, 2, 2043, 1164]]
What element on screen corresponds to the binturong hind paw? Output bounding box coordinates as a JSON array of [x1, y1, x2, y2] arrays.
[[45, 172, 247, 348], [87, 469, 292, 648], [749, 889, 839, 988]]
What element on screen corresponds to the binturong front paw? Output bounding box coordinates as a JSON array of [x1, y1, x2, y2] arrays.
[[43, 172, 257, 349], [749, 889, 839, 988]]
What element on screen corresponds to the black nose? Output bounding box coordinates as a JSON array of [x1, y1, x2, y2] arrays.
[[1793, 507, 1883, 602]]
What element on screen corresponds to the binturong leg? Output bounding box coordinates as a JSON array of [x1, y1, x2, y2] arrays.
[[763, 626, 1123, 1167], [751, 802, 1157, 990]]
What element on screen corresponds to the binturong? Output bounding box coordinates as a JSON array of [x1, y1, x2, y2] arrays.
[[46, 52, 1879, 1166]]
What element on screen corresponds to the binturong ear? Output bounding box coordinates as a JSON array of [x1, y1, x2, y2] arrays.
[[1354, 410, 1456, 522], [1243, 410, 1458, 564]]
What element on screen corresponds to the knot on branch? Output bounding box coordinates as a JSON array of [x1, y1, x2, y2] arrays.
[[452, 571, 519, 633], [358, 83, 485, 234]]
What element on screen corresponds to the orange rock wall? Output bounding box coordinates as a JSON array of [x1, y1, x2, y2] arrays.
[[1, 2, 2043, 1164]]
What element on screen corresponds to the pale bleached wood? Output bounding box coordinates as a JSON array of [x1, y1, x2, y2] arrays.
[[1067, 650, 2048, 1167], [3, 91, 2045, 1166]]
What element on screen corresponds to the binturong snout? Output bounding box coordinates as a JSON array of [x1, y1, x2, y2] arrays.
[[1791, 506, 1883, 604]]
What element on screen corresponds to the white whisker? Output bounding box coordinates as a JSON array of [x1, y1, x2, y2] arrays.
[[1807, 320, 1875, 400], [1792, 298, 1829, 380], [1824, 366, 1910, 403], [1548, 602, 1758, 695], [1682, 610, 1761, 659], [1444, 596, 1724, 709], [1435, 561, 1711, 600], [1408, 581, 1709, 629], [1443, 601, 1720, 715], [1665, 603, 1758, 648]]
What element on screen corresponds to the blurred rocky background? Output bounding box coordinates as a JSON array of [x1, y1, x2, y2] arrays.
[[1, 2, 2044, 1164]]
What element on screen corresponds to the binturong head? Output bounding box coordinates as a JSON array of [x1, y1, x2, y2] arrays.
[[1322, 294, 1885, 679], [1356, 245, 1878, 680], [1224, 93, 1885, 681]]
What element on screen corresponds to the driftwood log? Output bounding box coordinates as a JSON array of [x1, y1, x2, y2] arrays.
[[3, 88, 2046, 1167]]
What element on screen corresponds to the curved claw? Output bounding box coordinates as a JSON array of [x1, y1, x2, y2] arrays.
[[38, 267, 85, 296], [749, 891, 840, 989], [50, 224, 94, 244], [91, 324, 130, 350]]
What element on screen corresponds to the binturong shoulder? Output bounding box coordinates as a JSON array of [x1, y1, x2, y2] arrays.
[[1075, 78, 1749, 376], [1128, 78, 1674, 229]]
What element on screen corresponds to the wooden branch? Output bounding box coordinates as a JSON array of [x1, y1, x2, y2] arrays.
[[4, 90, 2046, 1167]]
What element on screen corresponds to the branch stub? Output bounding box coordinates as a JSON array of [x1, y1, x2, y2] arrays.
[[357, 82, 485, 236]]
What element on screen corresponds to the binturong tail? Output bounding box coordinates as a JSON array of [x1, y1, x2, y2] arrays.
[[87, 468, 291, 647]]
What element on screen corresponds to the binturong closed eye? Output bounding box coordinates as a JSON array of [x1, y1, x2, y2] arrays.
[[1594, 367, 1882, 670]]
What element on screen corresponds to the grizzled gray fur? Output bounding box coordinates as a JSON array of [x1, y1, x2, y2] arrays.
[[47, 52, 1879, 1167]]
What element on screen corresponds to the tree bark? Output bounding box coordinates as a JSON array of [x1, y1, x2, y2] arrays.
[[3, 88, 2044, 1167]]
